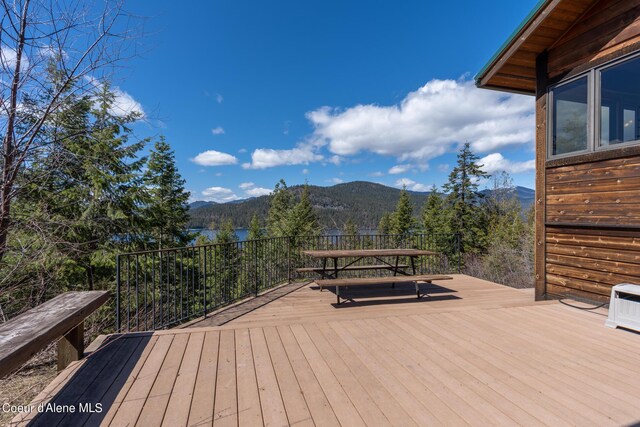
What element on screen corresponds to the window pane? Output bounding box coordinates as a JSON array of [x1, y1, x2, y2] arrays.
[[600, 56, 640, 146], [552, 77, 588, 156]]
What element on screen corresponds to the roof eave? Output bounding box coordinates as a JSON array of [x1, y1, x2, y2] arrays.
[[475, 0, 551, 89]]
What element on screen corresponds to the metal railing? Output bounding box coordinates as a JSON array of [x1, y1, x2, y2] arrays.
[[116, 233, 460, 332]]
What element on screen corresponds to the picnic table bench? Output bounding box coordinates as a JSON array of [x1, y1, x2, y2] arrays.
[[316, 274, 453, 304], [301, 248, 452, 304], [0, 291, 110, 378]]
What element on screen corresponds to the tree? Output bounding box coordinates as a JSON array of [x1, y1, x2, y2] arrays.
[[422, 185, 448, 235], [288, 185, 319, 238], [391, 186, 414, 238], [212, 219, 240, 303], [143, 136, 192, 249], [378, 213, 393, 235], [267, 179, 293, 237], [247, 214, 265, 240], [484, 172, 525, 249], [0, 0, 139, 265], [18, 83, 147, 291], [214, 219, 239, 245], [443, 142, 490, 253], [343, 217, 358, 236]]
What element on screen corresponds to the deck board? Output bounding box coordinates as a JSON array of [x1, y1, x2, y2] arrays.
[[12, 275, 640, 426]]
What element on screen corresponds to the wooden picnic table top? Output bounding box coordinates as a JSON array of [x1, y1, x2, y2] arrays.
[[301, 248, 438, 258]]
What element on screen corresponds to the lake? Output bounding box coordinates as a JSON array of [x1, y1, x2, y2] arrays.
[[191, 228, 379, 242]]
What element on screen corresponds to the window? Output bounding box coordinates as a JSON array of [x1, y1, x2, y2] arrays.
[[599, 56, 640, 146], [551, 77, 589, 156], [548, 53, 640, 159]]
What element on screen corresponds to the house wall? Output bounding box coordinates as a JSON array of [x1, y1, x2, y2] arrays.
[[537, 0, 640, 302]]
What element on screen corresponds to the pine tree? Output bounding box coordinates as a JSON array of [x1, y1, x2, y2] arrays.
[[23, 82, 147, 290], [391, 186, 414, 238], [343, 217, 358, 236], [378, 213, 393, 235], [443, 142, 490, 253], [214, 219, 239, 244], [248, 214, 265, 240], [143, 136, 192, 249], [288, 185, 319, 238], [267, 179, 294, 237], [422, 185, 448, 234], [484, 172, 525, 249]]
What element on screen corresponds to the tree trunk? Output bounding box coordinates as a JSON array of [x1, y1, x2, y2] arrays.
[[0, 0, 30, 265]]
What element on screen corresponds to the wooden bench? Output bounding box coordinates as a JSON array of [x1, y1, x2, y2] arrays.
[[0, 291, 110, 378], [315, 275, 453, 304]]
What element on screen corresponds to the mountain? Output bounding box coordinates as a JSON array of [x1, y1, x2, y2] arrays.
[[188, 181, 535, 229], [188, 201, 216, 210]]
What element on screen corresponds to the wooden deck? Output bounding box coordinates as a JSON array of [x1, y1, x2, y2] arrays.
[[11, 275, 640, 426]]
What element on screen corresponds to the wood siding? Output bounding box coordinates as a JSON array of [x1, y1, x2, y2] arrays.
[[548, 0, 640, 79], [545, 157, 640, 301], [540, 0, 640, 302]]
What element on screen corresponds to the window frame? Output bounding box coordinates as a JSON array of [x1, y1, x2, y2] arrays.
[[547, 52, 640, 160], [547, 71, 594, 160]]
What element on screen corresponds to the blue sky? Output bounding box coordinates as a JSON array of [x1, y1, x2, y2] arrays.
[[120, 0, 539, 202]]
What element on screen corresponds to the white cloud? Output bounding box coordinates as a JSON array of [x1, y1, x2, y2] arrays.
[[306, 78, 534, 161], [388, 164, 412, 175], [479, 153, 535, 174], [394, 178, 430, 192], [243, 144, 323, 169], [302, 168, 309, 175], [110, 87, 145, 118], [330, 178, 344, 184], [369, 171, 384, 177], [216, 93, 224, 104], [245, 187, 272, 197], [84, 76, 145, 119], [212, 126, 225, 135], [238, 182, 271, 197], [1, 47, 29, 72], [201, 187, 239, 203], [328, 155, 342, 165], [238, 148, 248, 153], [438, 163, 450, 172], [191, 150, 238, 166]]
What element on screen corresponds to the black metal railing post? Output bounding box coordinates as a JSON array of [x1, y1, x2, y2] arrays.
[[287, 236, 292, 284], [116, 254, 121, 333], [203, 246, 208, 319], [457, 233, 462, 273]]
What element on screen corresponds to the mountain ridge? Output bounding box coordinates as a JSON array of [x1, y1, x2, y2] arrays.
[[188, 181, 534, 229]]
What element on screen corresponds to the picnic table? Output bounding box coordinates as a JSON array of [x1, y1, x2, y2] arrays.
[[299, 248, 452, 304]]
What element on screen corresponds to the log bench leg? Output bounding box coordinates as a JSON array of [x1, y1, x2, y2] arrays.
[[336, 285, 340, 305], [415, 281, 420, 298], [58, 321, 84, 372]]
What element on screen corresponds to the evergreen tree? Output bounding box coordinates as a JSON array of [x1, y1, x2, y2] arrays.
[[422, 185, 448, 234], [247, 214, 266, 240], [288, 185, 319, 238], [143, 136, 192, 249], [23, 82, 147, 290], [484, 172, 525, 249], [391, 186, 414, 238], [214, 219, 239, 244], [343, 217, 359, 236], [378, 212, 393, 235], [443, 142, 490, 253], [267, 179, 293, 237]]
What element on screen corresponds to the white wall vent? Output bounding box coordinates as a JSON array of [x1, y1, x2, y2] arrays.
[[605, 284, 640, 332]]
